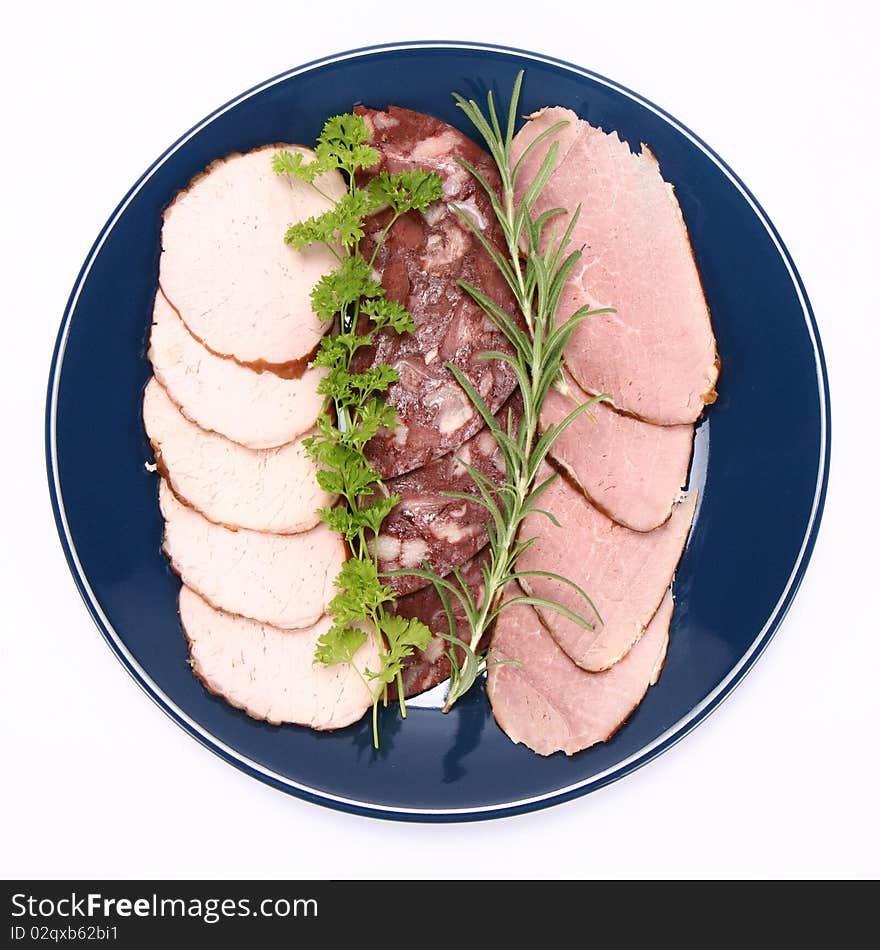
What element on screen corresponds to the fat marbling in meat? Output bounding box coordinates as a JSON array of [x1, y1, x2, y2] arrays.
[[354, 105, 521, 477], [377, 420, 508, 596], [391, 547, 492, 698]]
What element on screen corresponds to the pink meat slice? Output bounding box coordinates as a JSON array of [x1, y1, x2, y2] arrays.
[[512, 108, 719, 425], [512, 105, 582, 196], [518, 464, 696, 671], [541, 375, 694, 532], [159, 145, 346, 371], [159, 479, 344, 630], [353, 105, 521, 478], [143, 377, 332, 534], [377, 424, 506, 596], [148, 290, 326, 450], [487, 588, 673, 756], [180, 586, 377, 729]]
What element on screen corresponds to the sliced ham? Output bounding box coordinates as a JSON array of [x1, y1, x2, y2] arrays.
[[377, 422, 507, 596], [143, 377, 332, 534], [148, 290, 325, 450], [180, 586, 377, 729], [512, 108, 719, 425], [518, 464, 696, 671], [353, 106, 521, 478], [159, 479, 343, 630], [542, 375, 694, 532], [512, 106, 582, 196], [487, 588, 673, 756], [159, 145, 346, 371]]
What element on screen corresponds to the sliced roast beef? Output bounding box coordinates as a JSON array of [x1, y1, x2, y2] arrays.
[[377, 422, 506, 596], [180, 586, 377, 729], [159, 145, 346, 372], [353, 105, 520, 478], [143, 377, 332, 534], [487, 588, 673, 756], [159, 479, 344, 630], [542, 375, 694, 532], [518, 464, 696, 671], [392, 547, 491, 697], [148, 290, 326, 450], [511, 108, 719, 425]]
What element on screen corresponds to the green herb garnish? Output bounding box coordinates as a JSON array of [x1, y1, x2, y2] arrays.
[[273, 115, 442, 746], [397, 73, 614, 711]]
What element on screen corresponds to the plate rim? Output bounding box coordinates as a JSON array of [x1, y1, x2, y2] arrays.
[[45, 39, 831, 822]]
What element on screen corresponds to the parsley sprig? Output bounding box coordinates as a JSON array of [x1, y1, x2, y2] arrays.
[[395, 73, 615, 711], [273, 115, 442, 746]]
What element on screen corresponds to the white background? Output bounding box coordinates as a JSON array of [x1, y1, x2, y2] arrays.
[[3, 1, 878, 880]]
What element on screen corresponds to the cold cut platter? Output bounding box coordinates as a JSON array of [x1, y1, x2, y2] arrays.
[[47, 43, 829, 820]]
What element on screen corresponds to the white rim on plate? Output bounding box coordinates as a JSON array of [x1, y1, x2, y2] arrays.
[[47, 41, 829, 818]]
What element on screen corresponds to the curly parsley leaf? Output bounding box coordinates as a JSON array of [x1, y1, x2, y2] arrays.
[[358, 495, 400, 536], [368, 169, 444, 215], [284, 210, 339, 251], [314, 114, 381, 176], [308, 255, 384, 323], [314, 624, 368, 667], [361, 298, 417, 334], [368, 615, 434, 686], [273, 114, 443, 747], [328, 558, 395, 625]]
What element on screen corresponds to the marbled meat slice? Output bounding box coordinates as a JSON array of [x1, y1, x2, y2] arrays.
[[181, 586, 377, 729], [159, 145, 346, 371], [148, 290, 325, 450], [542, 376, 694, 532], [487, 588, 672, 756], [512, 108, 719, 425], [518, 464, 696, 671], [354, 105, 520, 477], [391, 547, 492, 698], [377, 423, 506, 596], [143, 377, 332, 534], [159, 479, 343, 630]]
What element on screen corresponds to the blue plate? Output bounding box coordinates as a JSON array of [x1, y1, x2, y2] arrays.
[[46, 42, 830, 821]]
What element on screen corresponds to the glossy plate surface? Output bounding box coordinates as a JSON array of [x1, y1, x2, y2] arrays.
[[46, 42, 829, 821]]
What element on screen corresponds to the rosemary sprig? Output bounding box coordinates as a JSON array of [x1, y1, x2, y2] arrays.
[[413, 72, 615, 711], [274, 116, 442, 746]]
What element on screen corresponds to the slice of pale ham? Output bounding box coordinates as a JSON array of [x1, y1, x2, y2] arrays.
[[143, 377, 331, 534], [148, 290, 325, 449], [541, 376, 694, 532], [180, 587, 377, 729], [512, 105, 582, 197], [159, 479, 343, 630], [518, 464, 696, 671], [487, 589, 673, 756], [512, 108, 719, 425], [159, 145, 346, 370]]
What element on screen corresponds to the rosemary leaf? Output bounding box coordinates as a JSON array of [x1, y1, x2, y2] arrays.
[[409, 72, 615, 711]]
